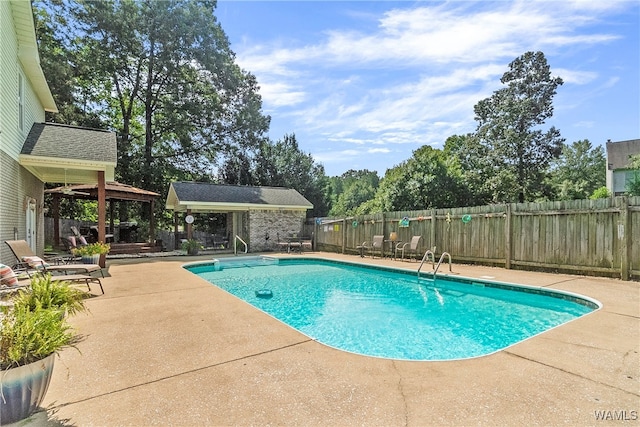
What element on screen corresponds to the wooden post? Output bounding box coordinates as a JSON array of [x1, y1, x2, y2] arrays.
[[149, 200, 155, 245], [430, 209, 436, 252], [342, 219, 346, 254], [381, 213, 386, 256], [186, 209, 193, 240], [97, 171, 106, 268], [109, 200, 115, 237], [52, 194, 60, 247], [505, 204, 512, 269], [619, 197, 630, 281], [173, 211, 179, 249]]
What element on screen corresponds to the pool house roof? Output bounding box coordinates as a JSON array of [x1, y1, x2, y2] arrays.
[[165, 182, 314, 213]]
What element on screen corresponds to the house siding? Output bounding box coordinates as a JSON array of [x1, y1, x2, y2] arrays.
[[0, 1, 46, 265]]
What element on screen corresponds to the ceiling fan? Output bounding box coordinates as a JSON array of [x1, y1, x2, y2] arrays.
[[60, 169, 90, 196]]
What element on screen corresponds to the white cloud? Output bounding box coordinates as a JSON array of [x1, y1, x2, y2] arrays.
[[553, 68, 598, 84], [228, 0, 637, 175]]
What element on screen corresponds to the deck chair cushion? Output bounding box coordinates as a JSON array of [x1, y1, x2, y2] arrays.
[[0, 263, 18, 287], [22, 255, 51, 270]]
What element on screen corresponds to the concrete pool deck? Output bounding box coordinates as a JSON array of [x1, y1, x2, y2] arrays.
[[18, 252, 639, 426]]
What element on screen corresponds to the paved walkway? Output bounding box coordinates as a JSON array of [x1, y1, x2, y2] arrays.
[[17, 253, 639, 426]]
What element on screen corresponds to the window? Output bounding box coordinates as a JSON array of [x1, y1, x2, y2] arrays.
[[18, 73, 24, 131]]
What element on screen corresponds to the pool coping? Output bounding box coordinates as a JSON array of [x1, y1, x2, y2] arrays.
[[26, 252, 639, 426]]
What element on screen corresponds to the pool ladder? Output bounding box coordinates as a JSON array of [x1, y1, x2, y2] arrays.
[[418, 251, 452, 279]]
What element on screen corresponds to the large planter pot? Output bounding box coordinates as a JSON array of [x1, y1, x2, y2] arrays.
[[82, 254, 100, 265], [0, 353, 56, 424]]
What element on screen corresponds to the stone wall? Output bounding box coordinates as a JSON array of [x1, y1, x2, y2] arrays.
[[249, 209, 307, 252]]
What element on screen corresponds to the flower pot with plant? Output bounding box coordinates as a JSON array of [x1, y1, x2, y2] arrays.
[[181, 239, 202, 256], [0, 274, 87, 424], [73, 242, 110, 264]]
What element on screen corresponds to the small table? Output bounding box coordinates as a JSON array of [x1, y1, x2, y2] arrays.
[[385, 240, 401, 259]]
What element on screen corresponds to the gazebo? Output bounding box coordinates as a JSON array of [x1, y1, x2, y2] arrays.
[[45, 181, 160, 253]]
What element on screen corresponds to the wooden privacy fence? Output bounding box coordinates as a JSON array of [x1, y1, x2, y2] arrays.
[[304, 196, 639, 281]]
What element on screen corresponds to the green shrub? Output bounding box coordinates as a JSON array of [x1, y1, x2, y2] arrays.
[[12, 274, 88, 316], [589, 186, 611, 200], [0, 304, 77, 369], [0, 275, 86, 369]]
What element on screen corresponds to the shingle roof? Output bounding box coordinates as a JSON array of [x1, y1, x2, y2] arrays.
[[606, 139, 640, 170], [167, 182, 313, 211], [22, 123, 117, 163]]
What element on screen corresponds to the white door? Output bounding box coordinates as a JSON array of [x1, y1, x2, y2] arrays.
[[26, 198, 37, 251]]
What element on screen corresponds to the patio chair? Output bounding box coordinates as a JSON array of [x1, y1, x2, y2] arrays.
[[395, 235, 422, 261], [301, 233, 313, 252], [5, 240, 104, 278], [276, 233, 290, 252], [357, 235, 384, 258], [288, 234, 302, 253]]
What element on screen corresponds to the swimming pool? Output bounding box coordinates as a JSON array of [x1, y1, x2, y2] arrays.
[[185, 257, 600, 361]]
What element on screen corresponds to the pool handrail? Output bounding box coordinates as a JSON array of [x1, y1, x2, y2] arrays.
[[418, 251, 451, 279], [234, 235, 248, 255], [417, 250, 435, 278]]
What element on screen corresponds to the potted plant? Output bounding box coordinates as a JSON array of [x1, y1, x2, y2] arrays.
[[73, 241, 110, 265], [181, 239, 202, 256], [0, 275, 87, 424]]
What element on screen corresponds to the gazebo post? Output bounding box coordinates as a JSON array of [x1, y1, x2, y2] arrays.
[[149, 200, 155, 245], [97, 171, 106, 267], [52, 194, 60, 247], [173, 211, 179, 249], [109, 199, 115, 238]]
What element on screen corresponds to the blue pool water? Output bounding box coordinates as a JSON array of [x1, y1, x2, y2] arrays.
[[186, 257, 599, 361]]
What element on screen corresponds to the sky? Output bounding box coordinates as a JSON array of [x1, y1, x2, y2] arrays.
[[216, 0, 640, 177]]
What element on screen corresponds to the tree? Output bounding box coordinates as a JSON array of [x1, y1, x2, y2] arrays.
[[35, 0, 270, 226], [473, 51, 564, 203], [328, 170, 379, 216], [443, 134, 493, 206], [365, 145, 466, 213], [253, 134, 330, 217], [547, 140, 606, 200], [626, 154, 640, 196], [33, 3, 104, 128]]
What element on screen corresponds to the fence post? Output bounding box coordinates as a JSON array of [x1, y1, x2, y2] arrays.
[[619, 197, 630, 280], [342, 219, 346, 254], [505, 204, 512, 269], [430, 209, 436, 251]]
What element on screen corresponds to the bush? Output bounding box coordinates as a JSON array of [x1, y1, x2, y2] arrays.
[[589, 186, 611, 200], [0, 275, 86, 369], [73, 242, 110, 256]]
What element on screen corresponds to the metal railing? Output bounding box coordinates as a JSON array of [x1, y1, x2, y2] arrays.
[[418, 251, 451, 279], [417, 250, 435, 277], [234, 235, 248, 255]]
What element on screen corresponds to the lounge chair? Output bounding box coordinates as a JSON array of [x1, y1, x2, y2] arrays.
[[395, 235, 422, 261], [0, 261, 103, 294], [5, 240, 104, 278]]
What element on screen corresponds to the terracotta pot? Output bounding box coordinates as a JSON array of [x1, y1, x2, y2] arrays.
[[0, 353, 56, 424]]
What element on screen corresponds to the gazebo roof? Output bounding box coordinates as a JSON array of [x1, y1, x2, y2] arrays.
[[165, 182, 313, 213], [45, 181, 159, 202]]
